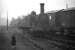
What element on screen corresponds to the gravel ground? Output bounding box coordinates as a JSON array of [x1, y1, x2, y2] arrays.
[[15, 33, 64, 50]]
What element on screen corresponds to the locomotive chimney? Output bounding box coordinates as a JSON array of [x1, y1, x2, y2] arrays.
[[40, 3, 44, 14]]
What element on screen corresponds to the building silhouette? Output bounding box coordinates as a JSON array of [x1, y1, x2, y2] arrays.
[[55, 7, 75, 28]]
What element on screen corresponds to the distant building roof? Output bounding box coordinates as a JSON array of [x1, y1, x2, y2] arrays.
[[47, 7, 75, 14], [46, 10, 61, 14], [61, 7, 75, 11]]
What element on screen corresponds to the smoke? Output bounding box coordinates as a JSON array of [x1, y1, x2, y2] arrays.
[[0, 0, 7, 25]]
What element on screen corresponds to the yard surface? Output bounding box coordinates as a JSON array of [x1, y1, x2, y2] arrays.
[[0, 27, 74, 50]]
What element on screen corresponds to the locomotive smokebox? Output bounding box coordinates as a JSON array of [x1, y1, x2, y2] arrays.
[[40, 3, 44, 14]]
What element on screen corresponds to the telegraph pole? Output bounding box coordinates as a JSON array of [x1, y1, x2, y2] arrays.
[[66, 2, 68, 9], [0, 12, 1, 25], [7, 11, 8, 30], [66, 0, 68, 9]]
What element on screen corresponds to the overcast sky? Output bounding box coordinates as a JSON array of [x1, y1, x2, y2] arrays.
[[0, 0, 75, 25]]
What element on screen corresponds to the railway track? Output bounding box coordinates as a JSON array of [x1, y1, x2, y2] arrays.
[[18, 27, 75, 50], [20, 34, 64, 50], [31, 31, 75, 50], [17, 33, 44, 50]]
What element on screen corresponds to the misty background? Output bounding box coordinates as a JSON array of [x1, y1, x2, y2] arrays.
[[0, 0, 75, 25]]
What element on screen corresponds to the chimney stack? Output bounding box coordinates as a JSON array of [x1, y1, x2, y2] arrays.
[[40, 3, 44, 14]]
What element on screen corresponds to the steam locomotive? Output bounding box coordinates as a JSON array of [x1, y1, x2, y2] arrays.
[[18, 3, 75, 49]]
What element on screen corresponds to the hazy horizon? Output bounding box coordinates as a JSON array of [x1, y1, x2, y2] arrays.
[[0, 0, 75, 25]]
